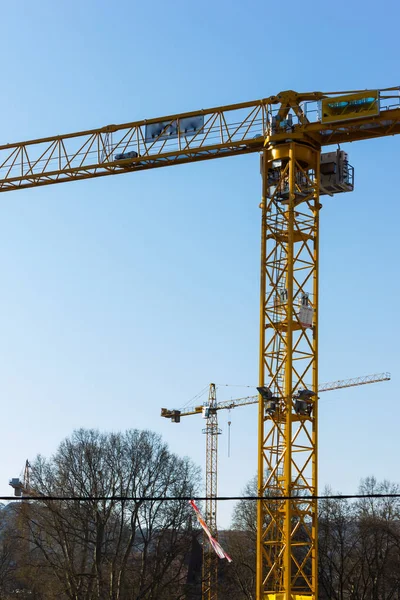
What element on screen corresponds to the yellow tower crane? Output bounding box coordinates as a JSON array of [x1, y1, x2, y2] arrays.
[[161, 373, 390, 600], [1, 86, 399, 600]]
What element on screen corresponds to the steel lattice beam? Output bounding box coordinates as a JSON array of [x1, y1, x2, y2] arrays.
[[257, 142, 320, 600]]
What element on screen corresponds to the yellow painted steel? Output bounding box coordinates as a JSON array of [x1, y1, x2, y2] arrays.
[[0, 87, 400, 192], [258, 139, 320, 600], [321, 90, 379, 123]]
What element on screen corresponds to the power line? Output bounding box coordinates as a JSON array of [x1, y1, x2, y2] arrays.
[[2, 493, 400, 502]]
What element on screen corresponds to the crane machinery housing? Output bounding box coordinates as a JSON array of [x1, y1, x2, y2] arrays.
[[2, 86, 400, 600]]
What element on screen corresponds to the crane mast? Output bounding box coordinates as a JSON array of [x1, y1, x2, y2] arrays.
[[258, 139, 320, 600]]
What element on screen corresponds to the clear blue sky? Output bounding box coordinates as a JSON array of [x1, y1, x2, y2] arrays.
[[0, 0, 399, 527]]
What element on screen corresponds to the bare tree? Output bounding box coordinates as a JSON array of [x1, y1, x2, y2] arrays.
[[318, 479, 400, 600], [15, 429, 200, 600], [0, 506, 17, 598], [352, 477, 400, 600], [318, 487, 361, 600]]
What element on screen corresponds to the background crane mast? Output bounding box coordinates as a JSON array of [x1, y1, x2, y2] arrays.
[[203, 384, 219, 600], [2, 87, 400, 600]]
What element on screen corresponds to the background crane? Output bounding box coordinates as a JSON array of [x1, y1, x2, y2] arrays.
[[161, 372, 390, 600], [2, 86, 399, 600], [9, 460, 30, 497]]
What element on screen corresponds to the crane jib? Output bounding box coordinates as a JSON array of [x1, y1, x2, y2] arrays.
[[0, 88, 399, 192]]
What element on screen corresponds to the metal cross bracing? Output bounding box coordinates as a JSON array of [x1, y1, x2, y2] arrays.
[[3, 86, 400, 600], [202, 383, 220, 600], [258, 141, 320, 600], [0, 88, 400, 193]]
